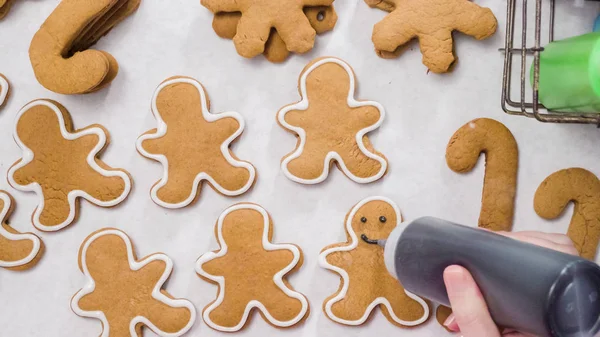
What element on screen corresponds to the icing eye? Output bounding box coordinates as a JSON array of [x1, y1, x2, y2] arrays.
[[379, 216, 387, 223], [360, 217, 367, 223], [317, 11, 325, 21]]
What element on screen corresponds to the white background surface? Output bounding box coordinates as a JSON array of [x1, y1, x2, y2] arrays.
[[0, 0, 600, 336]]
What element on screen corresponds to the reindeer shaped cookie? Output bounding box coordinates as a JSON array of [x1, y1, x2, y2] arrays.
[[320, 196, 430, 327], [71, 228, 196, 337], [196, 203, 309, 332], [8, 100, 132, 231]]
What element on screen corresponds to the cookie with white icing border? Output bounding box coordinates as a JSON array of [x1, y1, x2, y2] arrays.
[[277, 57, 388, 184], [319, 196, 430, 327], [195, 203, 309, 332], [8, 99, 132, 231], [71, 228, 196, 337], [0, 190, 43, 271], [136, 76, 256, 209], [0, 74, 10, 109]]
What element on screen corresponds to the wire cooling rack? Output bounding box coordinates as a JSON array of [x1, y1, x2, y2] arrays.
[[501, 0, 600, 125]]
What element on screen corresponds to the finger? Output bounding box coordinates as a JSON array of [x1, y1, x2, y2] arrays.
[[498, 232, 579, 256], [510, 231, 575, 246], [443, 313, 460, 332], [444, 266, 501, 337]]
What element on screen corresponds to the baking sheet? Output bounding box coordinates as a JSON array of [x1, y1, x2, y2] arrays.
[[1, 0, 600, 336]]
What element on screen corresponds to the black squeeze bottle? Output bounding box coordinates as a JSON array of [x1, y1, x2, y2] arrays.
[[381, 217, 600, 337]]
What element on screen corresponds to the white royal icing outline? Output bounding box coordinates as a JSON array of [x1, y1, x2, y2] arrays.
[[0, 75, 9, 107], [277, 57, 388, 184], [136, 77, 256, 209], [71, 228, 197, 337], [0, 191, 42, 268], [195, 203, 309, 332], [7, 100, 132, 232], [318, 196, 430, 326]]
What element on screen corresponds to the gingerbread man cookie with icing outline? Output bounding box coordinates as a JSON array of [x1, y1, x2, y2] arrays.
[[8, 99, 132, 231], [71, 228, 196, 337], [0, 191, 43, 271], [277, 57, 388, 184], [320, 196, 430, 327], [136, 77, 256, 209], [0, 74, 9, 109], [195, 203, 309, 332]]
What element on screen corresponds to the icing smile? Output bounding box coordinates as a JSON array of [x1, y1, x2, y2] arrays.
[[361, 234, 380, 245]]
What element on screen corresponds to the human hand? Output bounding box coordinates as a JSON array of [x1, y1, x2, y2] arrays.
[[442, 231, 579, 337]]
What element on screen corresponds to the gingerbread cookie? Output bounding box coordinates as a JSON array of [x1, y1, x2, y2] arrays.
[[211, 6, 338, 63], [366, 0, 497, 73], [0, 74, 9, 109], [446, 118, 518, 232], [320, 196, 429, 326], [29, 0, 140, 94], [195, 203, 309, 332], [136, 77, 256, 209], [201, 0, 334, 58], [71, 228, 196, 337], [534, 168, 600, 260], [0, 0, 12, 19], [8, 99, 132, 231], [0, 191, 43, 271], [277, 57, 388, 184]]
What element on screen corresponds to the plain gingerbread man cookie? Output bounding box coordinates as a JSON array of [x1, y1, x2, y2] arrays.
[[71, 228, 196, 337], [366, 0, 497, 73], [201, 0, 334, 58], [277, 57, 388, 184], [195, 203, 309, 332], [211, 5, 338, 63], [320, 196, 430, 327], [0, 191, 43, 271], [136, 77, 256, 209], [8, 100, 132, 231]]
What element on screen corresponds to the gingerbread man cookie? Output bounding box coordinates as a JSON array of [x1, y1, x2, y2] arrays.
[[8, 99, 132, 231], [534, 168, 600, 260], [366, 0, 497, 73], [320, 196, 429, 326], [71, 228, 196, 337], [201, 0, 334, 58], [29, 0, 140, 94], [277, 57, 388, 184], [446, 118, 518, 232], [0, 191, 43, 271], [0, 73, 9, 109], [196, 203, 309, 332], [136, 77, 256, 209], [211, 5, 338, 63]]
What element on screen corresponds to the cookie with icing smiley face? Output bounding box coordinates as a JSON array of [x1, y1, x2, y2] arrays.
[[319, 196, 430, 327]]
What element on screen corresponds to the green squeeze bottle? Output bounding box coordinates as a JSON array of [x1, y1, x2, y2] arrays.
[[534, 32, 600, 113]]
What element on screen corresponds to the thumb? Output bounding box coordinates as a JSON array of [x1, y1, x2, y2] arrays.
[[444, 265, 500, 337]]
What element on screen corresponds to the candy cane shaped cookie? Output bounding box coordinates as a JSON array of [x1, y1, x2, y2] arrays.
[[534, 168, 600, 260], [446, 118, 518, 231], [0, 191, 43, 271], [29, 0, 139, 94]]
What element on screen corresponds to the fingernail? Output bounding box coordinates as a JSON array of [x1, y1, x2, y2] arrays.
[[443, 314, 455, 327]]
